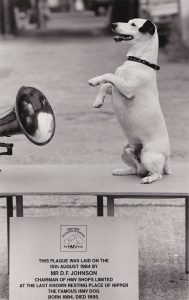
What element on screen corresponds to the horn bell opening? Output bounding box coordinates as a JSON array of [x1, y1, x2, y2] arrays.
[[16, 86, 56, 146]]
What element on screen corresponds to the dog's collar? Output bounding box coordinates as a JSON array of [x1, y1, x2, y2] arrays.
[[127, 56, 160, 71]]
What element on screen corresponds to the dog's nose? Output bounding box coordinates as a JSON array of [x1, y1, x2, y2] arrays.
[[112, 23, 117, 30]]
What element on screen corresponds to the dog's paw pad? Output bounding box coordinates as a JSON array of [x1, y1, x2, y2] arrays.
[[88, 79, 99, 86], [93, 103, 103, 108], [141, 176, 152, 184], [112, 169, 126, 176]]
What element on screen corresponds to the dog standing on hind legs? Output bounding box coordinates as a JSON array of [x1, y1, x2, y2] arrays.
[[88, 18, 172, 184]]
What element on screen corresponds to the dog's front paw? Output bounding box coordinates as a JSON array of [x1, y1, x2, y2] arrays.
[[141, 173, 162, 184], [93, 102, 103, 108], [93, 96, 105, 108], [112, 169, 125, 176], [141, 176, 152, 184], [88, 77, 101, 86], [112, 168, 137, 176]]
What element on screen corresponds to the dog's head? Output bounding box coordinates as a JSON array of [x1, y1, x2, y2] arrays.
[[112, 18, 156, 43]]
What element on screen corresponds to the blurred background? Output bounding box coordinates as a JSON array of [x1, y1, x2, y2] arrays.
[[0, 1, 189, 300], [0, 0, 189, 47]]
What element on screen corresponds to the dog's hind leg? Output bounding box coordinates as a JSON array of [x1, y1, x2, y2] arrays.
[[163, 157, 172, 175], [140, 150, 165, 184], [113, 145, 138, 176], [93, 83, 112, 108]]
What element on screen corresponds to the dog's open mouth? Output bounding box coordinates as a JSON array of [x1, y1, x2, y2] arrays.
[[112, 30, 134, 42]]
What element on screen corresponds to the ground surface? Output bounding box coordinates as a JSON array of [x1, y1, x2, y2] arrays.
[[0, 11, 189, 300]]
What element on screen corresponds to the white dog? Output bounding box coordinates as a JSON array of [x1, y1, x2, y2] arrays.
[[88, 18, 171, 184]]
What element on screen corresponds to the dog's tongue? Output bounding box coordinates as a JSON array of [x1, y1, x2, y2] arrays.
[[114, 36, 123, 42], [114, 34, 133, 42]]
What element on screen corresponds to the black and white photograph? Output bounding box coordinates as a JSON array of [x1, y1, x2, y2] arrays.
[[0, 0, 189, 299]]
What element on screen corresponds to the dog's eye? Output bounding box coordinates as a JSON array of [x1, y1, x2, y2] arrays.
[[131, 23, 136, 27]]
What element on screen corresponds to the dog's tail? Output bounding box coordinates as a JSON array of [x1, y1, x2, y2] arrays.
[[163, 158, 172, 175]]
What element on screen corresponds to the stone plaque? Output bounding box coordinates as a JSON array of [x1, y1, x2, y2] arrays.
[[10, 217, 138, 300]]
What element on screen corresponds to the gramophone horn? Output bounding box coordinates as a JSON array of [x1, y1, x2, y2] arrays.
[[0, 86, 55, 145]]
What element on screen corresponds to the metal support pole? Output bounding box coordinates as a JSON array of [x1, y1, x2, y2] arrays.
[[6, 196, 13, 273], [16, 195, 24, 217], [107, 196, 114, 216], [185, 196, 189, 273], [97, 196, 104, 216]]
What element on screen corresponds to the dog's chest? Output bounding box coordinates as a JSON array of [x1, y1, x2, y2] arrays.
[[115, 60, 137, 74], [112, 87, 133, 118], [111, 64, 149, 140], [111, 83, 135, 135], [115, 64, 129, 77], [113, 64, 136, 106]]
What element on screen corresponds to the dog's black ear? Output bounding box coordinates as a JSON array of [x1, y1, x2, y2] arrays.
[[138, 20, 155, 35]]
